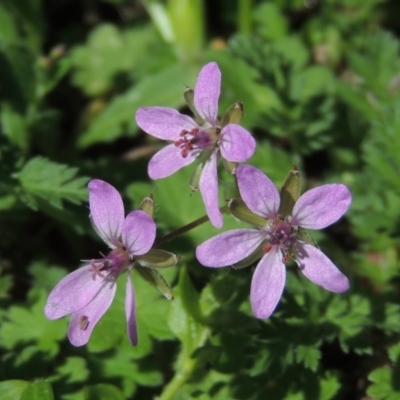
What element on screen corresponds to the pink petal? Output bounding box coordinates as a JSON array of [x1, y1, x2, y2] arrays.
[[125, 273, 137, 346], [148, 144, 197, 179], [135, 107, 197, 140], [44, 265, 108, 319], [250, 246, 286, 319], [194, 62, 221, 125], [291, 184, 351, 229], [199, 150, 222, 228], [196, 228, 266, 267], [219, 124, 256, 162], [68, 279, 117, 346], [293, 241, 350, 293], [236, 165, 280, 219], [122, 210, 156, 256], [88, 179, 124, 248]]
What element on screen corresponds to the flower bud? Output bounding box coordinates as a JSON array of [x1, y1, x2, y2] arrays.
[[135, 265, 174, 300], [139, 194, 154, 219], [220, 102, 243, 127], [184, 87, 204, 123], [190, 162, 204, 191], [136, 249, 180, 269], [228, 198, 267, 227], [232, 247, 264, 269], [278, 166, 300, 216]]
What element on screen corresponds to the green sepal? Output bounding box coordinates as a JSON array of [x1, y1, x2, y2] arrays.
[[136, 249, 180, 269], [190, 161, 204, 191], [278, 166, 301, 216], [135, 265, 174, 300], [295, 227, 318, 247], [184, 87, 204, 124], [139, 195, 154, 219], [222, 158, 237, 175], [220, 102, 243, 127], [232, 247, 264, 269], [228, 198, 267, 227]]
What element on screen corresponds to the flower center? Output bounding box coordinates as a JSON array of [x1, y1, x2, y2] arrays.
[[174, 127, 220, 158], [88, 247, 131, 280], [262, 219, 294, 262]]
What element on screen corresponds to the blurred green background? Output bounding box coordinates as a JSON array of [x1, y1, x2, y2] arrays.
[[1, 0, 400, 399]]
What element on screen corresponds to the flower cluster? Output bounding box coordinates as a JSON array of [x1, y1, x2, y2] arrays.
[[136, 62, 255, 228], [196, 165, 351, 318], [45, 180, 177, 346], [45, 61, 352, 346]]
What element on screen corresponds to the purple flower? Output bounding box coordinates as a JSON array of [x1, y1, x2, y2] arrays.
[[196, 165, 352, 319], [44, 179, 156, 346], [135, 62, 256, 228]]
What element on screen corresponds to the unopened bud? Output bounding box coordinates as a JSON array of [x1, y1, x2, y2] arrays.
[[139, 194, 154, 219], [228, 198, 267, 227], [220, 102, 243, 127], [278, 166, 300, 216]]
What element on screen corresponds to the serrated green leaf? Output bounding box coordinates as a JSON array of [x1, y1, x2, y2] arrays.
[[295, 344, 321, 372], [84, 384, 125, 400], [290, 66, 333, 101], [53, 357, 89, 385], [0, 102, 28, 150], [168, 272, 204, 350], [15, 156, 88, 210], [21, 380, 54, 400], [0, 380, 29, 400], [78, 62, 198, 147], [320, 372, 340, 400], [368, 366, 400, 400], [0, 290, 67, 355], [388, 342, 400, 363]]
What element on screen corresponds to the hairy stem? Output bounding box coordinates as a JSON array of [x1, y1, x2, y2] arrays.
[[157, 326, 210, 400], [154, 205, 228, 248]]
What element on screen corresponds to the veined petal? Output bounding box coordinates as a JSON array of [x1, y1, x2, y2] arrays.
[[199, 151, 222, 228], [88, 179, 124, 248], [122, 210, 156, 256], [135, 107, 197, 140], [68, 279, 117, 346], [148, 144, 197, 179], [293, 241, 349, 293], [250, 247, 286, 319], [220, 124, 256, 162], [194, 62, 221, 125], [125, 273, 137, 346], [291, 184, 351, 229], [196, 228, 266, 267], [44, 265, 110, 319], [236, 165, 280, 219]]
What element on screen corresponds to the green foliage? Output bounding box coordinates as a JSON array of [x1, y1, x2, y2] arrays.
[[1, 0, 400, 399], [15, 156, 88, 210]]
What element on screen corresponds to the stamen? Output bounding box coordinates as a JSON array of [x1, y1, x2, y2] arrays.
[[89, 260, 106, 280], [262, 244, 272, 253]]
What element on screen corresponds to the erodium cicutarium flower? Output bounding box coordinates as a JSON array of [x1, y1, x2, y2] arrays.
[[196, 165, 352, 319], [44, 179, 156, 346], [135, 62, 256, 228]]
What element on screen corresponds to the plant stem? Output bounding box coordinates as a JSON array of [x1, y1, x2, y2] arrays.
[[154, 205, 228, 248], [157, 327, 210, 400], [238, 0, 252, 34]]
